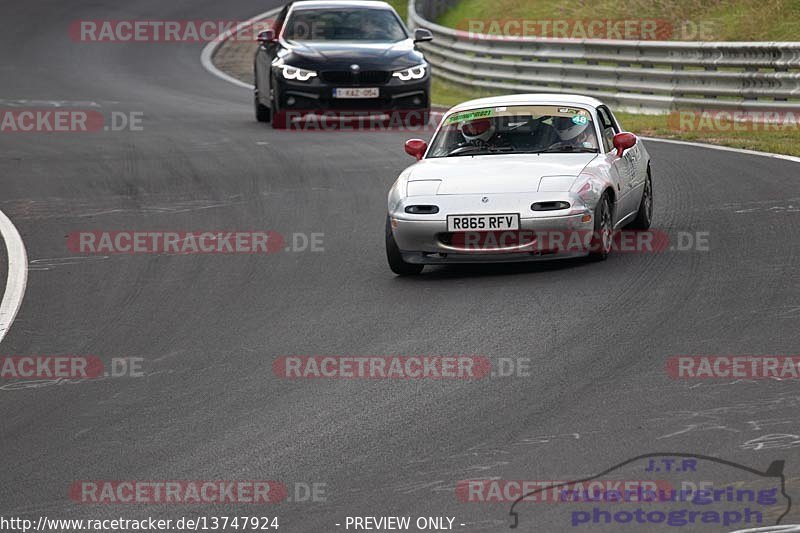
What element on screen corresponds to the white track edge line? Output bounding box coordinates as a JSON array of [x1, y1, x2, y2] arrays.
[[0, 208, 28, 345], [641, 136, 800, 164]]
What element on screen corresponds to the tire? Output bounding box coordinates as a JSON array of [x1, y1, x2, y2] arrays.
[[385, 217, 424, 275], [587, 192, 613, 262], [628, 167, 653, 230], [254, 94, 271, 123], [270, 80, 287, 130]]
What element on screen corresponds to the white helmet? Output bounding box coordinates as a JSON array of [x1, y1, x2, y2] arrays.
[[553, 116, 590, 141], [460, 118, 496, 143]]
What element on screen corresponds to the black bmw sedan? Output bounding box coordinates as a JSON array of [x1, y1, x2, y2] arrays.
[[254, 0, 433, 129]]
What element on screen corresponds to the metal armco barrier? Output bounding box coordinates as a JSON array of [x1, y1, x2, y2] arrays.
[[409, 0, 800, 114]]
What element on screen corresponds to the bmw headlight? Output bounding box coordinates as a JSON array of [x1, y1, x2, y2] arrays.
[[279, 64, 317, 82], [392, 64, 427, 81]]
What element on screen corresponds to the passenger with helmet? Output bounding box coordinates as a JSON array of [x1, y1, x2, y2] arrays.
[[550, 115, 598, 150]]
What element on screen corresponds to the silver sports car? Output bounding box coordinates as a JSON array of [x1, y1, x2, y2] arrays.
[[385, 94, 653, 275]]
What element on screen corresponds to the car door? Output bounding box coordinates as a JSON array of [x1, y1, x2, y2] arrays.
[[608, 106, 649, 211], [607, 104, 648, 184], [597, 105, 639, 225]]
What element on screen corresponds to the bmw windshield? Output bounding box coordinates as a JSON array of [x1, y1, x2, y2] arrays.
[[427, 105, 600, 158], [283, 8, 408, 42]]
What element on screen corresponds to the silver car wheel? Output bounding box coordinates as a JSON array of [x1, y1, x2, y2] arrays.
[[643, 177, 653, 222], [600, 196, 613, 254]]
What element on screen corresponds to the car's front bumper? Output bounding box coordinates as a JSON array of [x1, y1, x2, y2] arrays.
[[275, 77, 430, 114], [391, 213, 595, 264]]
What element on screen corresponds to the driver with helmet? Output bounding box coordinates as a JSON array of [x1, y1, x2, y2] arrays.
[[459, 118, 508, 148]]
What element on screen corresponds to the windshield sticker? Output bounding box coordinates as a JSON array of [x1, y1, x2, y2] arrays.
[[445, 108, 495, 125], [559, 107, 590, 116]]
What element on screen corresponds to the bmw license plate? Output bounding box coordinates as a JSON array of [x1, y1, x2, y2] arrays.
[[447, 214, 520, 232], [333, 88, 379, 99]]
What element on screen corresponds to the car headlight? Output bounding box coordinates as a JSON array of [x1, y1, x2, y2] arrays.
[[279, 64, 317, 82], [392, 64, 426, 81]]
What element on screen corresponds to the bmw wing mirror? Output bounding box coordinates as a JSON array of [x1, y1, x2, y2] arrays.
[[257, 29, 276, 45], [413, 28, 434, 43]]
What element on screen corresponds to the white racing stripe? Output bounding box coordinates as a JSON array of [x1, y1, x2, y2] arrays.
[[0, 208, 27, 345], [200, 8, 282, 89]]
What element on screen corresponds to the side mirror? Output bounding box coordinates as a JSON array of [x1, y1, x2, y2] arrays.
[[257, 29, 277, 44], [413, 28, 434, 43], [405, 139, 427, 160], [613, 132, 637, 157]]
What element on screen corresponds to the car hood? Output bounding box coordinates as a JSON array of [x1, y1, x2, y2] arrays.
[[280, 40, 423, 70], [406, 154, 598, 194]]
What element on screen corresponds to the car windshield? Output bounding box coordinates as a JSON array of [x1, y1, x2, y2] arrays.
[[427, 105, 600, 158], [283, 8, 408, 42]]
